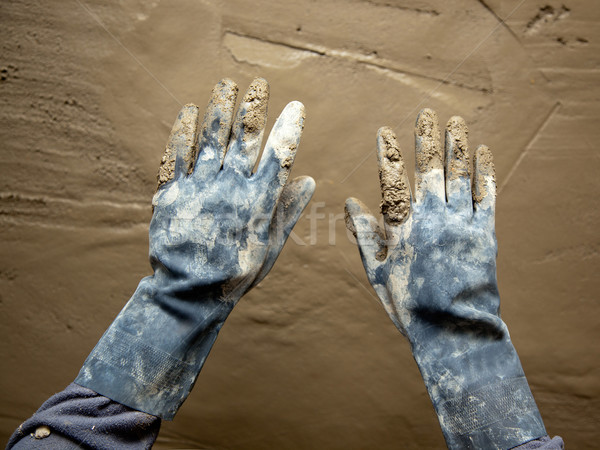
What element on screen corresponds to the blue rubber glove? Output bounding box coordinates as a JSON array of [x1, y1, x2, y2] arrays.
[[75, 78, 315, 420], [345, 109, 547, 449]]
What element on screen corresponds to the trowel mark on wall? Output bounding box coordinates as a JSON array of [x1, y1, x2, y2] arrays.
[[525, 5, 571, 36], [223, 31, 492, 93], [522, 4, 588, 46], [223, 32, 317, 69], [555, 36, 589, 46], [0, 193, 149, 230], [359, 0, 440, 16]]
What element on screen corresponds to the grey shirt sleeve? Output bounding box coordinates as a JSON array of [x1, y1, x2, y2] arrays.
[[513, 435, 565, 449], [7, 383, 160, 449]]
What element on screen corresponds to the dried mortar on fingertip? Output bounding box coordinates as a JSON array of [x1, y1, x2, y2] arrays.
[[446, 116, 469, 181], [379, 127, 410, 224], [242, 78, 269, 136], [473, 145, 496, 203], [415, 108, 443, 173]]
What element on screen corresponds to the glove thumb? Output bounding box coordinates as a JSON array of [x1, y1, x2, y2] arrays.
[[344, 198, 387, 273]]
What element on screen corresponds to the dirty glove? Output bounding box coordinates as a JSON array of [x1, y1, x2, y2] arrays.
[[75, 78, 315, 420], [345, 109, 546, 449]]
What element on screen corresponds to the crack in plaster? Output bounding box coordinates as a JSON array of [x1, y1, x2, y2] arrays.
[[498, 101, 561, 193]]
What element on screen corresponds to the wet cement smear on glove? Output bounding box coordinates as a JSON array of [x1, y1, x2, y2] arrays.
[[446, 116, 469, 181], [379, 128, 410, 224], [473, 145, 496, 204], [242, 78, 269, 136], [415, 108, 443, 172]]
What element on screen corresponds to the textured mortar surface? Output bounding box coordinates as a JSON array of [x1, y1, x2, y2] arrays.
[[1, 0, 598, 448]]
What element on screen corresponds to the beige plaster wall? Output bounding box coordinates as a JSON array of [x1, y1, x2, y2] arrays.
[[1, 0, 598, 448]]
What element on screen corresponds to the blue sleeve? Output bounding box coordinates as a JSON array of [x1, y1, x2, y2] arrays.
[[7, 383, 160, 449]]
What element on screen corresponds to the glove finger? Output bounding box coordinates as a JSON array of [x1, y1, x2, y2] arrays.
[[345, 198, 405, 329], [445, 116, 473, 215], [473, 145, 496, 224], [414, 108, 445, 208], [377, 126, 412, 239], [254, 101, 305, 212], [250, 175, 315, 289], [192, 79, 238, 180], [222, 78, 269, 177], [157, 104, 199, 190], [344, 198, 387, 273]]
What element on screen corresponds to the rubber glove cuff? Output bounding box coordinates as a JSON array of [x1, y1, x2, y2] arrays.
[[409, 315, 546, 449], [75, 275, 235, 419]]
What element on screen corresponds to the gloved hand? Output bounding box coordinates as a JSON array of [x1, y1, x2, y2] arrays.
[[345, 109, 547, 449], [75, 78, 315, 420]]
